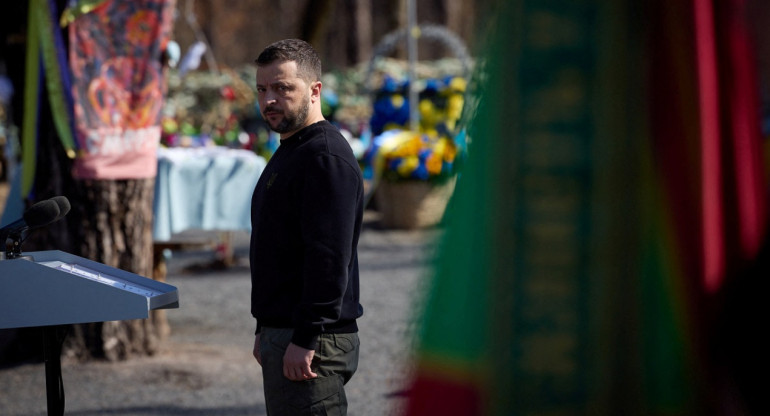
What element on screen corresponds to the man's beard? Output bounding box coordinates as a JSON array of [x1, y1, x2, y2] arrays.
[[266, 97, 310, 134]]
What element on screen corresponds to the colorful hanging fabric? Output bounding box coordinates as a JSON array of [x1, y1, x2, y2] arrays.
[[68, 0, 175, 179]]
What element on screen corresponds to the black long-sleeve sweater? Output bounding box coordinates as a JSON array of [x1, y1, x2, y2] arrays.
[[250, 120, 364, 350]]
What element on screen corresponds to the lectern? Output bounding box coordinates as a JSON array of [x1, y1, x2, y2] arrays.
[[0, 250, 179, 415], [0, 250, 179, 328]]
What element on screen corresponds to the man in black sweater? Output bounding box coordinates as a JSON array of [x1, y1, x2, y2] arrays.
[[250, 39, 364, 415]]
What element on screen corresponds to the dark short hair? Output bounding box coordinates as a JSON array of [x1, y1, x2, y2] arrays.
[[255, 39, 321, 83]]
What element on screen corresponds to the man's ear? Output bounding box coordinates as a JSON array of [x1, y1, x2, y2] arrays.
[[310, 81, 322, 103]]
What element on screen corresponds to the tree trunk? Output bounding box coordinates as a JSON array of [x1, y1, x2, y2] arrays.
[[300, 0, 335, 50], [352, 0, 373, 64], [62, 178, 166, 361]]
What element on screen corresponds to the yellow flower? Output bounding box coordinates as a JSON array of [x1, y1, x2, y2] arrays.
[[396, 156, 420, 176], [446, 94, 464, 121], [389, 134, 422, 158], [426, 152, 443, 175], [434, 137, 457, 162], [419, 99, 439, 128], [422, 128, 439, 139], [448, 77, 467, 92], [433, 137, 447, 155], [390, 95, 405, 109], [443, 141, 457, 162]]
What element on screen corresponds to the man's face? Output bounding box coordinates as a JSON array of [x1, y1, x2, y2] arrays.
[[256, 60, 313, 138]]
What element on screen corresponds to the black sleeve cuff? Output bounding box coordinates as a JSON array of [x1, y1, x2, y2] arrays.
[[291, 327, 320, 350]]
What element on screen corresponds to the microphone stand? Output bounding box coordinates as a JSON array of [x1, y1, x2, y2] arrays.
[[0, 230, 34, 261], [43, 326, 66, 416]]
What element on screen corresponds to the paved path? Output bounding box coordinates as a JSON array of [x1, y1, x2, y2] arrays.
[[0, 215, 438, 416]]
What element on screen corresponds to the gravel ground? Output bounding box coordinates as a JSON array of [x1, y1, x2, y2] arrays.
[[0, 213, 439, 416]]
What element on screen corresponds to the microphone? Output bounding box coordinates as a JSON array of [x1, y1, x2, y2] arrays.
[[0, 199, 61, 235], [0, 199, 61, 236], [49, 196, 71, 223], [0, 196, 71, 258]]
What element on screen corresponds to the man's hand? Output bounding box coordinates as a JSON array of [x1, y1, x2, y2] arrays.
[[283, 342, 317, 381], [253, 334, 262, 366]]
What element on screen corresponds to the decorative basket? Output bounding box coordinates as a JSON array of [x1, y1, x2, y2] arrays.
[[375, 177, 456, 229], [364, 24, 470, 230]]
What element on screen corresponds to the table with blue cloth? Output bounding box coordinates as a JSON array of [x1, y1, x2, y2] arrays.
[[151, 147, 266, 275], [153, 147, 266, 242]]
